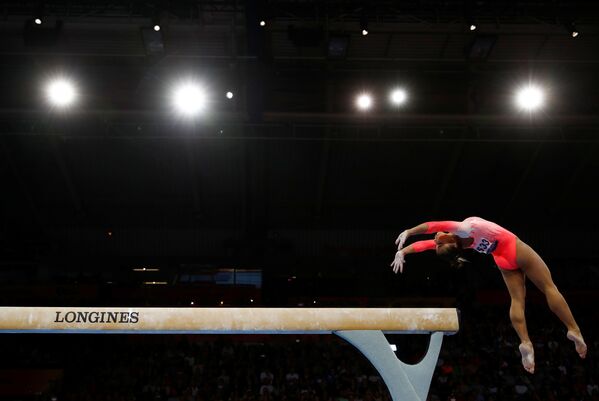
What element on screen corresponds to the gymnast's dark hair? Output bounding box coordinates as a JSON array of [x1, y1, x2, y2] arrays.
[[436, 242, 469, 269]]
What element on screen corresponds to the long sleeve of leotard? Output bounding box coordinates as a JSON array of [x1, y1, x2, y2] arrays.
[[424, 221, 470, 238], [410, 240, 437, 253]]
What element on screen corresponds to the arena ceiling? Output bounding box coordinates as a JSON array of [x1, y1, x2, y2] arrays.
[[1, 1, 599, 267]]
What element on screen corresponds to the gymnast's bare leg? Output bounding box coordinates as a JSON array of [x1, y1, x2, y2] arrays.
[[500, 268, 535, 373], [516, 240, 587, 359]]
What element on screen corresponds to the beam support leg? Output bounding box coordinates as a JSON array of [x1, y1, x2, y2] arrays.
[[334, 330, 444, 401]]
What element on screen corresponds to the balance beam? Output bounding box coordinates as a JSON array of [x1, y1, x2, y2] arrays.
[[0, 307, 458, 334], [0, 307, 459, 401]]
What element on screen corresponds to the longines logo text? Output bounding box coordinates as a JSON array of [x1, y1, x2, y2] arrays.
[[54, 311, 140, 324]]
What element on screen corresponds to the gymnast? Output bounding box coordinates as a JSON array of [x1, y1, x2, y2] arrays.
[[390, 216, 587, 374]]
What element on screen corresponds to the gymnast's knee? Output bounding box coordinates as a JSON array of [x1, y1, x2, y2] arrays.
[[535, 280, 560, 296], [509, 300, 526, 319]]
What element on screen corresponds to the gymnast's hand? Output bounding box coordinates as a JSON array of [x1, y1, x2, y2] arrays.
[[390, 249, 405, 274], [395, 230, 409, 250]]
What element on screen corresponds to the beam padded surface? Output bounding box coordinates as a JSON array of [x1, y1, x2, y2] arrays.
[[0, 307, 459, 334]]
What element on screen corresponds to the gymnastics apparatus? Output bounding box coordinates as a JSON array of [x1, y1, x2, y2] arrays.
[[0, 307, 457, 401], [391, 216, 587, 374]]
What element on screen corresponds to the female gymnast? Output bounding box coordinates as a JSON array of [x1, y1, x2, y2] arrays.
[[390, 216, 587, 374]]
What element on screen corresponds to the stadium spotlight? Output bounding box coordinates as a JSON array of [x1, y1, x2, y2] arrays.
[[45, 77, 77, 108], [467, 15, 477, 31], [515, 85, 545, 111], [259, 20, 266, 27], [356, 93, 373, 111], [465, 0, 477, 32], [226, 91, 234, 99], [360, 13, 368, 36], [33, 2, 45, 25], [172, 81, 208, 117], [151, 13, 162, 32], [564, 21, 578, 38], [389, 88, 407, 106]]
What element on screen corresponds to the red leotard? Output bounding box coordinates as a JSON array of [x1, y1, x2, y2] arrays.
[[410, 216, 519, 270]]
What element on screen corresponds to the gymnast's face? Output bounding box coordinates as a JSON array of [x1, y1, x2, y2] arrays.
[[434, 232, 458, 253]]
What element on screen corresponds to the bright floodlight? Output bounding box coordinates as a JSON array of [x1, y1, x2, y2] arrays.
[[34, 18, 42, 25], [172, 82, 207, 117], [470, 24, 477, 31], [153, 24, 161, 32], [361, 29, 369, 36], [259, 20, 266, 27], [572, 30, 579, 38], [226, 91, 234, 99], [45, 78, 77, 107], [356, 93, 373, 110], [389, 88, 407, 106], [516, 85, 545, 111]]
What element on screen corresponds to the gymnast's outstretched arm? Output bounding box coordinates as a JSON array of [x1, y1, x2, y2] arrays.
[[395, 221, 462, 250]]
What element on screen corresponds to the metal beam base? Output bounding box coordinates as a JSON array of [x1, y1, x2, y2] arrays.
[[335, 330, 444, 401]]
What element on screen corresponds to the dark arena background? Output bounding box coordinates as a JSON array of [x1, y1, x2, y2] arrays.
[[1, 1, 598, 400]]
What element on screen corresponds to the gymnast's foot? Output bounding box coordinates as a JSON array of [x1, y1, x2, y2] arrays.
[[567, 330, 587, 359], [519, 342, 535, 374]]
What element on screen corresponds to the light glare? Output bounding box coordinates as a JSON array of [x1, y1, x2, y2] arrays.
[[572, 31, 579, 38], [34, 18, 42, 25], [470, 24, 477, 31], [389, 88, 407, 106], [45, 78, 76, 107], [356, 93, 373, 110], [259, 20, 266, 27], [172, 82, 207, 117], [516, 86, 545, 111], [362, 29, 369, 36], [153, 24, 161, 32], [226, 91, 234, 99]]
